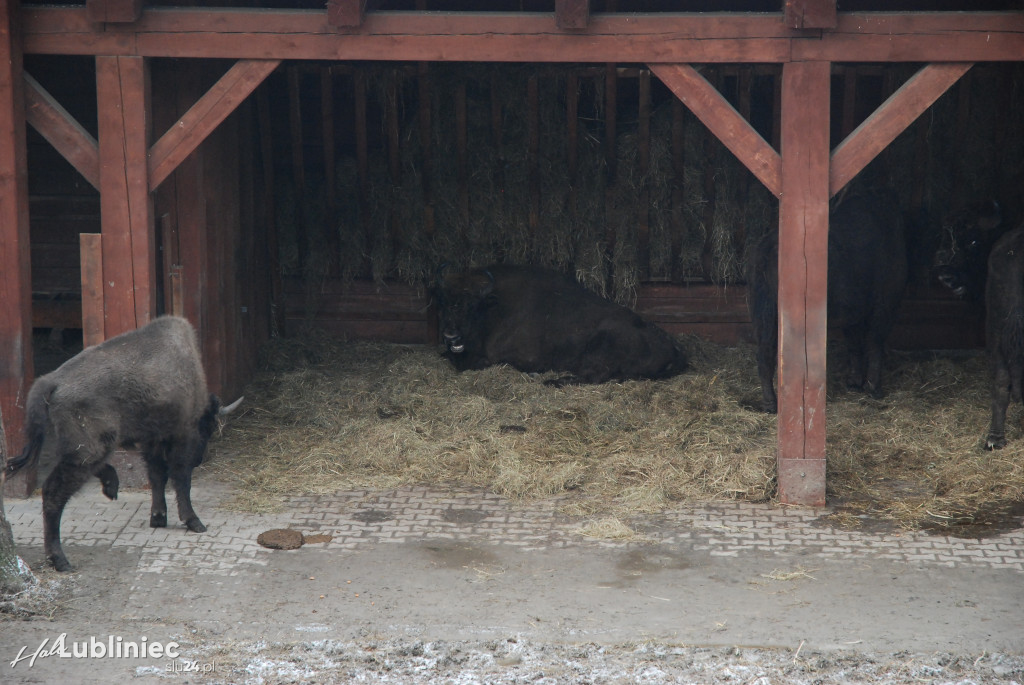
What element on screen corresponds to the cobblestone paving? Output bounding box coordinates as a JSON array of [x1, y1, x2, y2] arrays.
[[6, 478, 1023, 580]]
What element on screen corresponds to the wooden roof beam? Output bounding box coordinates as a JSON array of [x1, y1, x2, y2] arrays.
[[21, 9, 1024, 63], [650, 63, 781, 197], [23, 73, 99, 190], [830, 63, 973, 197], [148, 59, 280, 191]]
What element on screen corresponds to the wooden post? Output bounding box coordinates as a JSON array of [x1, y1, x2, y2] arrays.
[[80, 233, 105, 348], [96, 55, 155, 338], [0, 0, 34, 496], [777, 60, 831, 507]]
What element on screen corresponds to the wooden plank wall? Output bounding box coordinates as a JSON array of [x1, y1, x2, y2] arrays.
[[150, 59, 268, 403]]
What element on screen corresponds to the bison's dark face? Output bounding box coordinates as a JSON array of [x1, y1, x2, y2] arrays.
[[933, 201, 1003, 300], [437, 270, 495, 356]]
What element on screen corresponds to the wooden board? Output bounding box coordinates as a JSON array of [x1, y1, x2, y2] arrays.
[[0, 0, 34, 495], [20, 10, 1024, 64], [776, 61, 831, 507], [96, 55, 154, 338]]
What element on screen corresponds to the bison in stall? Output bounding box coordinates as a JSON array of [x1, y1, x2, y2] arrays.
[[435, 264, 688, 384], [981, 224, 1024, 450], [747, 193, 908, 413], [932, 200, 1005, 300], [5, 316, 241, 571]]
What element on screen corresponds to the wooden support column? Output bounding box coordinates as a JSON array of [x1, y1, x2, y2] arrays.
[[0, 0, 34, 496], [777, 61, 831, 507], [96, 55, 155, 339]]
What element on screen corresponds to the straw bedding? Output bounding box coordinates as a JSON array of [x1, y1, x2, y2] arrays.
[[208, 332, 1024, 532]]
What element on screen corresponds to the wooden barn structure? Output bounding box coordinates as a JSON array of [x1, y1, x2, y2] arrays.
[[1, 0, 1022, 504]]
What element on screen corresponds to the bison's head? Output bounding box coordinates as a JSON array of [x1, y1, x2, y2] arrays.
[[933, 200, 1003, 300], [436, 268, 495, 356]]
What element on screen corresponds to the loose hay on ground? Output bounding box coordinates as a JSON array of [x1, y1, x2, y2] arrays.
[[207, 333, 1024, 531]]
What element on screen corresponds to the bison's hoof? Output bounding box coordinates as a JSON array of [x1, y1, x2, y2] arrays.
[[985, 434, 1006, 450], [50, 554, 73, 573], [100, 478, 119, 501], [185, 518, 207, 533], [150, 512, 168, 528]]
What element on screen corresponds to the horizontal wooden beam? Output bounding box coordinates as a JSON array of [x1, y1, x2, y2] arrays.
[[148, 58, 280, 191], [21, 9, 1024, 63], [23, 72, 100, 190], [830, 62, 972, 197], [650, 63, 781, 197]]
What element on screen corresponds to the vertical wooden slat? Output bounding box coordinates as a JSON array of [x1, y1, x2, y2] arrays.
[[490, 71, 505, 238], [287, 66, 306, 273], [670, 98, 685, 283], [777, 60, 831, 507], [566, 71, 579, 248], [256, 86, 283, 336], [455, 79, 469, 232], [169, 265, 184, 317], [604, 64, 618, 289], [322, 66, 337, 275], [700, 70, 718, 281], [386, 76, 401, 261], [637, 68, 651, 281], [95, 55, 154, 339], [174, 62, 208, 334], [0, 0, 34, 494], [841, 66, 858, 139], [527, 74, 540, 246], [80, 233, 105, 348], [418, 63, 434, 239], [354, 69, 371, 276]]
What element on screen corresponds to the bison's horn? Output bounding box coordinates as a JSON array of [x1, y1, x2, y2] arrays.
[[219, 396, 244, 416]]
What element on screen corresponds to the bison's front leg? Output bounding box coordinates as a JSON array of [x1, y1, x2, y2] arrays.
[[143, 448, 170, 528], [986, 356, 1012, 450], [42, 459, 97, 572]]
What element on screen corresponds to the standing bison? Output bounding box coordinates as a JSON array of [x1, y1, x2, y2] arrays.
[[5, 316, 241, 571], [982, 224, 1024, 449], [436, 265, 688, 384], [932, 200, 1004, 300], [747, 194, 908, 413]]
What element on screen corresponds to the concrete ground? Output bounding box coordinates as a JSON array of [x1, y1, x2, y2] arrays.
[[1, 475, 1022, 683]]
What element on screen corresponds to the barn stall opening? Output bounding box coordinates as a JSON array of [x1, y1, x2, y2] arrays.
[[2, 1, 1023, 519]]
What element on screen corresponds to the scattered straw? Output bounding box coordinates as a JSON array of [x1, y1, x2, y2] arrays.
[[206, 333, 1024, 531], [576, 518, 651, 542]]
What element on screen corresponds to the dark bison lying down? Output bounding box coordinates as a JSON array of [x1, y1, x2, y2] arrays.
[[982, 224, 1024, 449], [748, 194, 908, 413], [436, 265, 688, 383], [5, 316, 241, 571]]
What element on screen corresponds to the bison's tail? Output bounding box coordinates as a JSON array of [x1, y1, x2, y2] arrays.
[[5, 379, 55, 476]]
